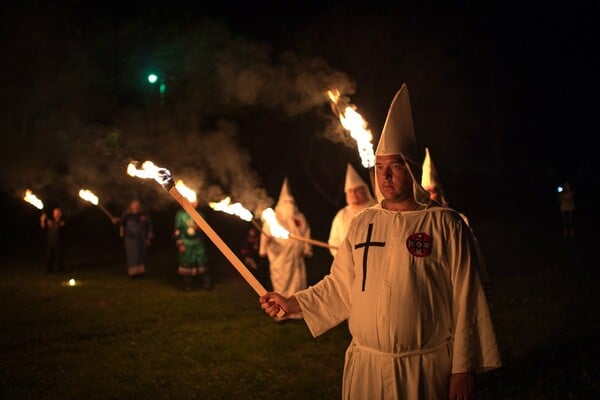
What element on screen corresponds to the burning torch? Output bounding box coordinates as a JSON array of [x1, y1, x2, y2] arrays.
[[127, 161, 284, 316], [23, 189, 44, 210], [78, 189, 115, 220], [260, 207, 337, 250], [208, 197, 336, 251], [327, 89, 377, 195]]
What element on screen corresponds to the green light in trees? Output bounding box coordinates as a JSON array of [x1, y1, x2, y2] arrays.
[[147, 74, 158, 84]]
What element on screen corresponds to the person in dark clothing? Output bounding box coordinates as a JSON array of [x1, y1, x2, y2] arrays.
[[112, 199, 153, 278], [240, 225, 271, 291], [40, 207, 66, 273]]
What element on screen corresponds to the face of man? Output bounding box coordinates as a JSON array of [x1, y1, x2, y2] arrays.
[[346, 186, 369, 206], [375, 154, 413, 202], [426, 187, 440, 202], [52, 208, 62, 220], [130, 200, 142, 213]]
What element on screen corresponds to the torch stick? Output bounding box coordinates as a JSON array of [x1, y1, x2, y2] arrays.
[[289, 233, 336, 250], [252, 218, 336, 250], [97, 204, 115, 220], [150, 171, 284, 308], [168, 185, 267, 295], [130, 163, 285, 318]]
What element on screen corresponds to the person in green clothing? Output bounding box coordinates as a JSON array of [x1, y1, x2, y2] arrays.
[[173, 197, 212, 291]]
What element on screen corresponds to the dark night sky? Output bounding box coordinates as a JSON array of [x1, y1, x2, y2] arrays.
[[1, 1, 597, 245]]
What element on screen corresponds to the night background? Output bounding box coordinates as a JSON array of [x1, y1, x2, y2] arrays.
[[1, 1, 598, 398]]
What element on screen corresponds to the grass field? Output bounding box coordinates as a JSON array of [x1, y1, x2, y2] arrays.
[[1, 207, 599, 399]]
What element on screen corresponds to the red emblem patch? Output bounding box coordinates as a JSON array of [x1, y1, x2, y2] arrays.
[[406, 232, 432, 257]]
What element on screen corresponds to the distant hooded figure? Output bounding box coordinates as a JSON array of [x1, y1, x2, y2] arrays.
[[260, 83, 501, 399], [259, 178, 312, 298], [421, 146, 449, 207], [328, 163, 377, 257]]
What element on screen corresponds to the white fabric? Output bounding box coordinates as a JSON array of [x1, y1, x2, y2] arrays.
[[260, 179, 312, 297], [328, 201, 376, 258], [344, 163, 369, 192], [295, 203, 501, 399], [373, 84, 429, 206], [375, 83, 418, 163]]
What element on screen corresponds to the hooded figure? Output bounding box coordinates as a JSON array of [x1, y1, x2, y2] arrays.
[[421, 147, 449, 206], [259, 178, 312, 298], [261, 83, 501, 400], [328, 163, 377, 257]]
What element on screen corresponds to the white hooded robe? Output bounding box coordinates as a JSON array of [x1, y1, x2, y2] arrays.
[[295, 203, 501, 399]]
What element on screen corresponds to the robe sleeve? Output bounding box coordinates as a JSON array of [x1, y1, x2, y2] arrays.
[[449, 214, 502, 374], [295, 222, 356, 337]]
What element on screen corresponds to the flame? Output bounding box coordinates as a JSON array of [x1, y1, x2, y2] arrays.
[[260, 208, 289, 239], [327, 89, 375, 168], [78, 189, 99, 205], [126, 160, 172, 186], [23, 189, 44, 210], [209, 196, 253, 222], [175, 180, 197, 203]]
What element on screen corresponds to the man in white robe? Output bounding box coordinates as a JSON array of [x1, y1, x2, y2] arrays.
[[260, 84, 501, 399], [259, 178, 312, 297], [328, 163, 377, 258]]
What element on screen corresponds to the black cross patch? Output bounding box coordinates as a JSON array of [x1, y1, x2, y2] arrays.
[[354, 223, 386, 291]]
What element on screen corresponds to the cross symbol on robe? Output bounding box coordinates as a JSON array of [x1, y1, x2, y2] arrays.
[[354, 223, 386, 291]]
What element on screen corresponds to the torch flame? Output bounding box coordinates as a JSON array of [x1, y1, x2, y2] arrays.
[[78, 189, 99, 205], [175, 180, 197, 203], [327, 89, 375, 168], [126, 160, 172, 186], [209, 196, 253, 222], [260, 208, 289, 239], [24, 189, 44, 210]]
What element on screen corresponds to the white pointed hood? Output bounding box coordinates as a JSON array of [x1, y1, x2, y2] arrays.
[[421, 147, 448, 206], [374, 83, 430, 205], [275, 177, 298, 218], [345, 163, 375, 204], [345, 163, 368, 191]]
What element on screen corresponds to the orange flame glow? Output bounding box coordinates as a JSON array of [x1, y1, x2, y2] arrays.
[[175, 180, 197, 203], [209, 196, 253, 222], [260, 208, 289, 239], [23, 189, 44, 210], [127, 160, 162, 179], [327, 89, 375, 168], [78, 189, 99, 205]]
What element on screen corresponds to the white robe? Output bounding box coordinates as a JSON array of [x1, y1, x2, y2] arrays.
[[259, 211, 312, 297], [328, 200, 377, 258], [295, 204, 501, 399]]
